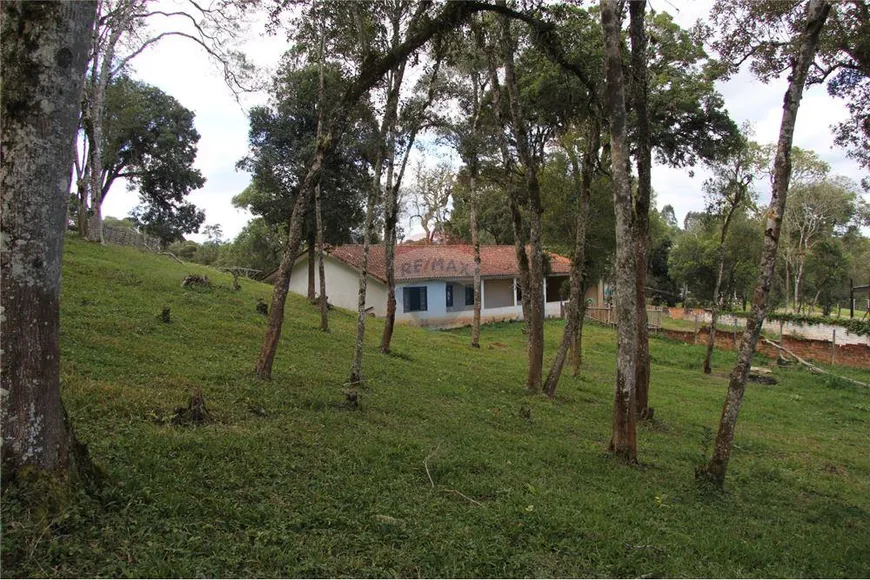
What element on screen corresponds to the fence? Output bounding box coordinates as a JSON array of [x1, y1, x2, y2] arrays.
[[585, 305, 664, 330], [103, 226, 162, 251]]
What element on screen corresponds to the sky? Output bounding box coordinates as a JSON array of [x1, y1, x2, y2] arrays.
[[105, 0, 868, 243]]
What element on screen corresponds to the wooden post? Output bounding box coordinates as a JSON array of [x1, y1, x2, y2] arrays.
[[776, 320, 785, 360], [850, 278, 854, 319], [693, 314, 699, 344], [831, 328, 836, 366]]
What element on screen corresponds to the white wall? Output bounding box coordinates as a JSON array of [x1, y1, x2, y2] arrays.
[[289, 256, 387, 316]]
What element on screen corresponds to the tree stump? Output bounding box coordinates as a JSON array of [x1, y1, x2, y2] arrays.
[[172, 389, 212, 425]]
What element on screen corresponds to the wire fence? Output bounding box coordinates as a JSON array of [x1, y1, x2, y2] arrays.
[[103, 226, 162, 252]]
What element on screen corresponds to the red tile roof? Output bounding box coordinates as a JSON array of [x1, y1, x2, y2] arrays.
[[328, 244, 571, 283]]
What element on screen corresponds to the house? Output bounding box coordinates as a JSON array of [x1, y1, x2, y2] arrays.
[[283, 244, 605, 327]]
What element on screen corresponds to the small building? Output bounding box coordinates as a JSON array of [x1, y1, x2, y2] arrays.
[[284, 244, 604, 327]]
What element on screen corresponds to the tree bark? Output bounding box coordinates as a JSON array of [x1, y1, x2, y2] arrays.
[[314, 30, 329, 332], [254, 139, 331, 379], [705, 0, 831, 487], [379, 134, 399, 354], [307, 230, 316, 301], [572, 296, 587, 376], [704, 196, 742, 374], [315, 185, 329, 331], [500, 7, 545, 393], [484, 34, 531, 331], [1, 0, 97, 478], [470, 177, 483, 348], [85, 2, 128, 244], [544, 125, 599, 397], [351, 56, 404, 382], [629, 0, 653, 420], [381, 51, 441, 354], [601, 0, 639, 462]]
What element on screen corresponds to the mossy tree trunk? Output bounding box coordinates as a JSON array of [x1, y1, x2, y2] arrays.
[[629, 0, 653, 420], [543, 124, 599, 398], [705, 0, 831, 487], [1, 0, 97, 479], [601, 0, 639, 462], [500, 8, 546, 393]]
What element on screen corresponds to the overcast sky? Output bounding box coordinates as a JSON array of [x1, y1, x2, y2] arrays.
[[106, 0, 868, 242]]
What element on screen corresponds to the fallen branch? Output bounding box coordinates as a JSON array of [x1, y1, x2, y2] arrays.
[[421, 445, 485, 508], [160, 251, 184, 264], [761, 338, 869, 388], [423, 444, 440, 489], [442, 489, 484, 507]]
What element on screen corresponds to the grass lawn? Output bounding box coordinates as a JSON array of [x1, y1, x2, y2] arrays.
[[3, 237, 869, 578]]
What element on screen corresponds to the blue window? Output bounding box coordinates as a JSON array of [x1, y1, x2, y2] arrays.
[[465, 286, 475, 306], [446, 284, 454, 307], [403, 286, 428, 312]]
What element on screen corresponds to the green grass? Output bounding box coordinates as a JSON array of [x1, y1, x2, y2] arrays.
[[3, 237, 870, 578]]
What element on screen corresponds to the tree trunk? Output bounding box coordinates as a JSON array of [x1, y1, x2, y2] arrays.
[[314, 31, 329, 332], [572, 297, 587, 376], [784, 258, 790, 311], [352, 59, 404, 382], [500, 8, 545, 393], [349, 165, 381, 385], [484, 32, 530, 332], [76, 173, 89, 237], [254, 140, 330, 380], [703, 256, 727, 374], [544, 125, 599, 397], [307, 230, 316, 301], [85, 7, 125, 245], [315, 185, 329, 331], [1, 0, 97, 480], [470, 177, 482, 348], [705, 0, 830, 487], [379, 132, 399, 354], [255, 1, 500, 379], [795, 250, 806, 313], [601, 0, 639, 462], [629, 0, 652, 420], [704, 199, 741, 374]]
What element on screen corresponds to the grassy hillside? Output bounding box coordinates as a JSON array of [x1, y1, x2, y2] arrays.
[[3, 237, 869, 577]]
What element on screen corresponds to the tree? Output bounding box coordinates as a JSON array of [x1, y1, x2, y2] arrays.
[[703, 0, 831, 487], [629, 0, 653, 420], [436, 17, 492, 348], [76, 0, 256, 243], [1, 0, 98, 483], [785, 173, 859, 312], [600, 0, 639, 462], [381, 45, 444, 353], [407, 161, 455, 245], [349, 1, 420, 385], [219, 218, 287, 272], [543, 123, 601, 397], [93, 77, 207, 244], [131, 199, 205, 245], [702, 135, 766, 374], [499, 6, 549, 393]]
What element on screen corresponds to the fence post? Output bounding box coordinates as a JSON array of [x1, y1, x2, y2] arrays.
[[693, 314, 698, 344], [776, 320, 785, 360], [831, 328, 836, 366]]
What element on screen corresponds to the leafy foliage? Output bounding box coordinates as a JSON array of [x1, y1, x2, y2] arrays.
[[100, 77, 206, 244], [236, 61, 373, 243]]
